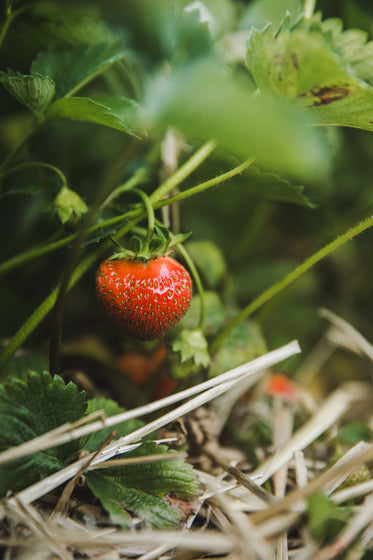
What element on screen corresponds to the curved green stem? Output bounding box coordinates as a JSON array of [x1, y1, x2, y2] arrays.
[[0, 143, 219, 372], [210, 214, 373, 354], [149, 140, 216, 205], [0, 9, 13, 49], [131, 188, 155, 253], [0, 169, 149, 276], [100, 167, 147, 209], [0, 249, 98, 377], [176, 243, 205, 330], [0, 4, 24, 49], [1, 161, 68, 189], [154, 157, 254, 208], [0, 146, 230, 276], [0, 215, 140, 376], [0, 213, 132, 277]]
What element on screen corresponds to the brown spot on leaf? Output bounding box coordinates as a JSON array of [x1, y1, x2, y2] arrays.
[[300, 85, 351, 107], [291, 52, 299, 70]]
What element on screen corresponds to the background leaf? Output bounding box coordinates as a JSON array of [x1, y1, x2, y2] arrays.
[[31, 43, 128, 98], [0, 372, 86, 495], [307, 493, 351, 544], [246, 18, 367, 102], [0, 70, 55, 115], [46, 96, 144, 136], [320, 17, 373, 85], [309, 89, 373, 131], [96, 441, 199, 498], [86, 472, 181, 529], [237, 166, 314, 207], [185, 240, 227, 289], [209, 320, 267, 377], [80, 397, 143, 452], [86, 441, 199, 528], [146, 59, 331, 181]]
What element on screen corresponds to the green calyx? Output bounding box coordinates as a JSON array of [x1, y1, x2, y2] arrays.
[[109, 226, 192, 262], [107, 188, 190, 261]]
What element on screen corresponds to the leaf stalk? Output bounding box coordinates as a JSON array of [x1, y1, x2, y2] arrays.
[[210, 214, 373, 354]]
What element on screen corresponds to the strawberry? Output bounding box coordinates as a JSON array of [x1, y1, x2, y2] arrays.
[[96, 255, 192, 340]]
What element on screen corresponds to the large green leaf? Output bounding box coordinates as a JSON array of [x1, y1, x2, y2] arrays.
[[309, 89, 373, 131], [46, 96, 144, 137], [86, 472, 181, 529], [0, 70, 55, 116], [146, 59, 331, 181], [86, 441, 199, 528], [31, 43, 127, 98], [0, 349, 48, 381], [186, 240, 227, 289], [96, 441, 199, 498], [0, 372, 86, 495], [208, 320, 267, 378], [80, 397, 143, 453], [246, 17, 367, 102], [320, 17, 373, 85], [238, 166, 314, 207], [245, 14, 373, 133]]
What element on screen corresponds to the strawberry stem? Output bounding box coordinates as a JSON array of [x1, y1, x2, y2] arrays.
[[0, 143, 219, 373], [0, 161, 68, 189], [0, 156, 250, 276], [176, 243, 205, 330], [131, 188, 155, 255]]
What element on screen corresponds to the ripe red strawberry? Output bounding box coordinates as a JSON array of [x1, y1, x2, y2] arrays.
[[96, 255, 192, 340]]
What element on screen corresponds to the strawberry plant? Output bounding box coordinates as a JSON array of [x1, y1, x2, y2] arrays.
[[1, 0, 373, 557]]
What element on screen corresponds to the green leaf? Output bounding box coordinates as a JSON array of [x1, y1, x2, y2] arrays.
[[0, 350, 48, 381], [46, 96, 144, 137], [337, 422, 372, 445], [86, 441, 199, 528], [146, 58, 331, 181], [172, 329, 211, 370], [244, 15, 373, 133], [0, 70, 55, 116], [80, 397, 143, 453], [208, 320, 267, 378], [31, 43, 127, 98], [177, 291, 226, 336], [7, 10, 120, 59], [307, 493, 351, 544], [246, 19, 367, 102], [186, 240, 227, 288], [0, 372, 86, 495], [309, 89, 373, 131], [84, 225, 125, 246], [240, 166, 314, 207], [320, 17, 373, 85], [111, 441, 199, 498], [86, 472, 181, 529], [2, 184, 42, 197]]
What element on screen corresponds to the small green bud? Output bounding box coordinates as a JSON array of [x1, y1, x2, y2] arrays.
[[54, 185, 88, 226]]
